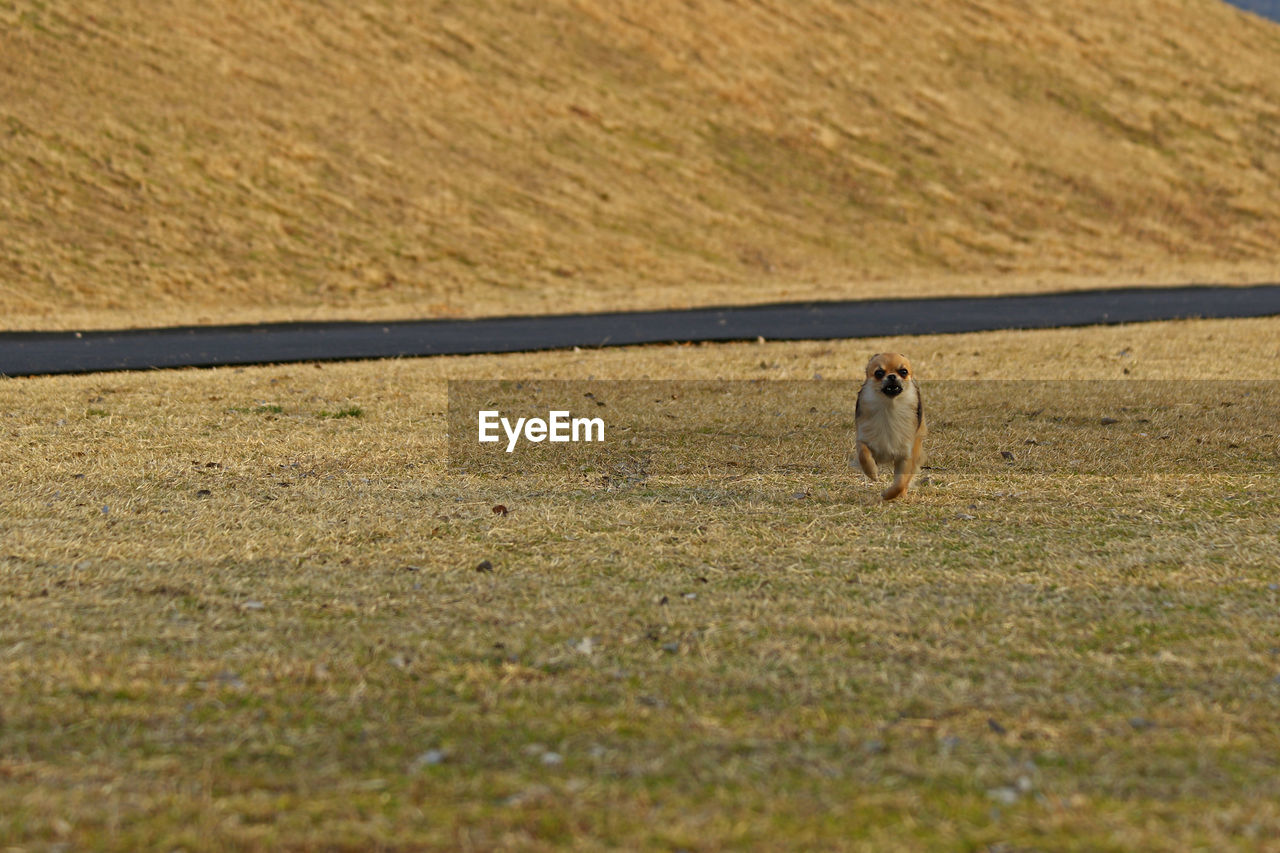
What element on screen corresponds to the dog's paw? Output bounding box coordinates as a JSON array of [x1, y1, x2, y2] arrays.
[[881, 482, 909, 501]]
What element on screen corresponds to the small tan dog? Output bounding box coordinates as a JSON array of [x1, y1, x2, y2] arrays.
[[855, 352, 926, 501]]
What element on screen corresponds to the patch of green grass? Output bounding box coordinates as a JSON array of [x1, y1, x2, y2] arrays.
[[316, 405, 364, 419], [231, 403, 285, 415]]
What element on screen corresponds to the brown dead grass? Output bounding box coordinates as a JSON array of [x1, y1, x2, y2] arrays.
[[4, 0, 1280, 330], [1, 320, 1279, 849]]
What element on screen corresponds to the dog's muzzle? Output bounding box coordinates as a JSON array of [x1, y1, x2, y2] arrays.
[[881, 379, 903, 397]]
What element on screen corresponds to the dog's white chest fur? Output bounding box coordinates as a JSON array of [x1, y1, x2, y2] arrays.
[[856, 381, 920, 465]]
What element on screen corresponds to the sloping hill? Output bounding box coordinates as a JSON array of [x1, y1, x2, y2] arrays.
[[3, 0, 1280, 329]]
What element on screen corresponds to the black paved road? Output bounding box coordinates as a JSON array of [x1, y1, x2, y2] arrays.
[[3, 284, 1279, 376]]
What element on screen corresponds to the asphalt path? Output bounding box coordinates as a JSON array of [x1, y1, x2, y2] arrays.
[[3, 283, 1279, 377]]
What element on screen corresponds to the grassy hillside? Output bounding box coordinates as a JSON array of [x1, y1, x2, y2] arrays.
[[3, 0, 1280, 328]]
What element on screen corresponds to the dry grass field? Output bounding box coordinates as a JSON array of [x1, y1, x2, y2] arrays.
[[5, 0, 1280, 848], [1, 318, 1278, 849], [4, 0, 1280, 330]]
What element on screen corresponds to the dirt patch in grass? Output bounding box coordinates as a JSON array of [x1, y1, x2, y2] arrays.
[[1, 319, 1278, 848], [4, 0, 1280, 330]]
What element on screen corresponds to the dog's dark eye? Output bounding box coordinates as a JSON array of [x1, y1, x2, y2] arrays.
[[898, 367, 909, 377], [874, 369, 885, 379]]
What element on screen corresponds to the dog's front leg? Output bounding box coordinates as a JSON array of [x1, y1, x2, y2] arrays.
[[856, 441, 878, 481], [881, 456, 914, 501]]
